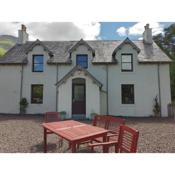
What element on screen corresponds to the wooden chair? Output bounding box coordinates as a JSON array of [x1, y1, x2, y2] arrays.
[[44, 112, 63, 148], [93, 115, 110, 129], [76, 115, 109, 149], [44, 112, 61, 123], [92, 116, 125, 143], [89, 125, 139, 153], [106, 116, 125, 141]]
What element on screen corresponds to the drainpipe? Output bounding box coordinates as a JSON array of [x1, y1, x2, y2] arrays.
[[56, 64, 59, 112], [20, 64, 24, 100], [157, 63, 162, 117], [106, 64, 109, 115]]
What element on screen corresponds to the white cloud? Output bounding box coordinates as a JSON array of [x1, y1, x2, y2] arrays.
[[116, 27, 128, 36], [74, 22, 101, 40], [0, 22, 101, 41], [116, 22, 164, 37]]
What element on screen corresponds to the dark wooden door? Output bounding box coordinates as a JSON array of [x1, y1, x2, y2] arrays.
[[72, 84, 86, 114]]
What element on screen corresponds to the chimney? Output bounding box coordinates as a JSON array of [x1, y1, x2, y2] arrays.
[[143, 24, 153, 44], [17, 24, 29, 44]]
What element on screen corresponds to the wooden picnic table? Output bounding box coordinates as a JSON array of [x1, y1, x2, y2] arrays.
[[42, 120, 108, 153]]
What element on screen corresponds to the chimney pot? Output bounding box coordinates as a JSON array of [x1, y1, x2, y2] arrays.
[[17, 24, 29, 44], [21, 24, 26, 32], [143, 23, 153, 44]]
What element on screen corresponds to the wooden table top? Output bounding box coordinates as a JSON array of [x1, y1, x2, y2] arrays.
[[42, 120, 108, 142]]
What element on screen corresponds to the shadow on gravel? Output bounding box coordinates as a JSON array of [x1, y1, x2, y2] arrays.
[[30, 142, 57, 153]]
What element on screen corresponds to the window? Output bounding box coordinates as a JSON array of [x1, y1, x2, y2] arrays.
[[121, 54, 133, 72], [31, 85, 43, 104], [121, 84, 134, 104], [32, 55, 44, 72], [76, 55, 88, 69]]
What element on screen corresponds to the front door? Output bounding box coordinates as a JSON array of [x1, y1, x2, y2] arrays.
[[72, 83, 86, 115]]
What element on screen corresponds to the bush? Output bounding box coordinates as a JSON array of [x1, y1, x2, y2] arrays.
[[153, 96, 160, 117], [19, 98, 28, 114]]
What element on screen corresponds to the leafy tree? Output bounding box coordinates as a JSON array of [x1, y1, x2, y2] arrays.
[[153, 23, 175, 101]]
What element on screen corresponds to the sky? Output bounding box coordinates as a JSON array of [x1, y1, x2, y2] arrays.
[[0, 22, 174, 41]]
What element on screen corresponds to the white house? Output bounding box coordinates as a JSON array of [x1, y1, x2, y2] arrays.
[[0, 24, 172, 119]]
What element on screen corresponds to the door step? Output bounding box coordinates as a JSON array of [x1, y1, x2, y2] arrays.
[[72, 114, 86, 120]]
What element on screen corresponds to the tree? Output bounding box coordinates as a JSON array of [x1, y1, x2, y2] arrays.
[[153, 23, 175, 102]]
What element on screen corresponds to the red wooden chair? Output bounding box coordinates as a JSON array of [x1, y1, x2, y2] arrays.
[[106, 116, 125, 141], [76, 115, 109, 149], [44, 112, 63, 148], [44, 112, 61, 123], [89, 125, 139, 153], [93, 115, 109, 129], [92, 116, 125, 143]]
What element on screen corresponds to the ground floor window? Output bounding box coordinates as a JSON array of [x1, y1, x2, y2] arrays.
[[121, 84, 134, 104], [31, 84, 43, 104]]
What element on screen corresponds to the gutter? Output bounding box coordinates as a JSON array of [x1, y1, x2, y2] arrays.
[[20, 64, 24, 100], [157, 63, 162, 117], [106, 64, 109, 115], [56, 64, 59, 111]]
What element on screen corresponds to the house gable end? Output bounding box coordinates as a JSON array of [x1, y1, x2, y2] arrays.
[[112, 37, 140, 59], [68, 39, 95, 57]]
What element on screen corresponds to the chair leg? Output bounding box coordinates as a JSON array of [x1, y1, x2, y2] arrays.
[[115, 145, 118, 153], [103, 145, 109, 153], [58, 138, 63, 148], [44, 128, 47, 153], [90, 140, 94, 152]]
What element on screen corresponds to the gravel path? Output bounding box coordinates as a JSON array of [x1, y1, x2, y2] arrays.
[[0, 115, 175, 153]]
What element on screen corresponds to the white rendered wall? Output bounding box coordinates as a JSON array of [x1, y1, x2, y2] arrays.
[[22, 45, 57, 114], [159, 64, 171, 116], [57, 44, 107, 115], [58, 70, 100, 119], [0, 65, 21, 113], [108, 44, 171, 117]]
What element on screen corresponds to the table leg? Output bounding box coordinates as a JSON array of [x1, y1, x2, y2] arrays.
[[102, 133, 108, 153], [44, 128, 47, 153], [71, 142, 76, 153]]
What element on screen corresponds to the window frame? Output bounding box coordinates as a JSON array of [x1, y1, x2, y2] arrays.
[[76, 54, 88, 69], [121, 84, 135, 104], [31, 84, 44, 104], [32, 54, 44, 72], [121, 53, 133, 72]]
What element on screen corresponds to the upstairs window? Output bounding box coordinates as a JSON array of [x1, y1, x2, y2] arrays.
[[32, 55, 44, 72], [121, 84, 135, 104], [121, 54, 133, 72], [76, 55, 88, 69], [31, 84, 43, 104]]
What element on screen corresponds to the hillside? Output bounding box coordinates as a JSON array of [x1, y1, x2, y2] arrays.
[[0, 35, 17, 57]]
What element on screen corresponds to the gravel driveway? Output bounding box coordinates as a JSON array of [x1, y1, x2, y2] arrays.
[[0, 115, 175, 153]]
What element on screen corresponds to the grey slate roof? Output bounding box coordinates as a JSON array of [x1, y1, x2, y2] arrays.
[[0, 39, 171, 64]]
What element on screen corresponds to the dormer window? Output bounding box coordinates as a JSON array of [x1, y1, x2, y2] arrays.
[[121, 54, 133, 72], [76, 54, 88, 69], [32, 55, 44, 72]]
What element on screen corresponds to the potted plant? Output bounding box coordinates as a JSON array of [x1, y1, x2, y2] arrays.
[[19, 98, 28, 114], [60, 111, 67, 120], [153, 96, 160, 117]]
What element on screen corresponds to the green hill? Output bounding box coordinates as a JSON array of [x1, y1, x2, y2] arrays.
[[0, 35, 17, 57]]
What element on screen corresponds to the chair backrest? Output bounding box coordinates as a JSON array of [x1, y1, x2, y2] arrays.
[[44, 112, 61, 123], [93, 115, 109, 129], [117, 125, 139, 153], [107, 116, 126, 139]]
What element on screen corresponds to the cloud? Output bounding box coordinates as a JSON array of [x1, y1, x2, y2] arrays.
[[0, 22, 101, 41], [116, 22, 164, 37], [116, 27, 128, 36]]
